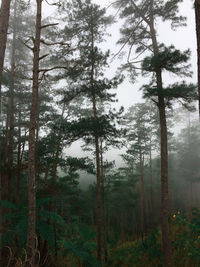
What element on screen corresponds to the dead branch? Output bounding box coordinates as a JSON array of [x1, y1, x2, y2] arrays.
[[41, 23, 59, 29], [45, 0, 61, 6], [39, 54, 49, 61], [21, 40, 33, 51], [40, 39, 70, 46]]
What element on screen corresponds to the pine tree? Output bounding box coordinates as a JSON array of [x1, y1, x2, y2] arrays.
[[0, 0, 11, 260], [195, 0, 200, 119], [27, 0, 42, 263], [60, 0, 122, 262], [114, 1, 196, 265]]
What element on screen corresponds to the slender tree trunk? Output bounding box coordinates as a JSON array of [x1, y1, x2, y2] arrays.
[[195, 0, 200, 119], [139, 152, 147, 236], [149, 140, 154, 228], [26, 0, 42, 264], [149, 3, 172, 265], [0, 0, 11, 117], [51, 103, 65, 182], [7, 0, 17, 202], [100, 140, 108, 263], [17, 108, 22, 202], [44, 165, 49, 184], [0, 0, 11, 261], [93, 105, 101, 263], [90, 26, 101, 263], [54, 222, 58, 259]]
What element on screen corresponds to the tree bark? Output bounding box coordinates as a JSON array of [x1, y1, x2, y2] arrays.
[[17, 108, 22, 203], [0, 0, 11, 260], [139, 152, 147, 237], [91, 26, 101, 263], [100, 140, 108, 262], [51, 103, 65, 182], [149, 2, 172, 265], [7, 0, 17, 202], [0, 0, 11, 118], [149, 141, 155, 228], [26, 0, 42, 264], [195, 0, 200, 120]]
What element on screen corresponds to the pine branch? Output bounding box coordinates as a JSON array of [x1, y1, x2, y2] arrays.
[[130, 0, 150, 25], [112, 19, 143, 61]]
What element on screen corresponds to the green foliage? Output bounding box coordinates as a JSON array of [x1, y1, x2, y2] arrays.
[[109, 230, 161, 267], [60, 223, 101, 267], [142, 45, 191, 76], [171, 209, 200, 266], [2, 198, 65, 249]]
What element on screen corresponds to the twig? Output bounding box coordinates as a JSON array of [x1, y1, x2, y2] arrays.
[[39, 54, 49, 61], [41, 23, 59, 29], [40, 39, 70, 46], [111, 19, 143, 61], [45, 0, 61, 6]]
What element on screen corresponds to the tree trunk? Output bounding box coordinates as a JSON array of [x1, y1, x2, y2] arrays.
[[91, 26, 101, 263], [0, 0, 11, 118], [7, 0, 17, 202], [139, 152, 147, 237], [149, 140, 155, 228], [26, 0, 42, 264], [51, 103, 65, 182], [100, 140, 108, 263], [149, 2, 172, 265], [195, 0, 200, 119], [17, 108, 22, 203], [0, 0, 11, 261]]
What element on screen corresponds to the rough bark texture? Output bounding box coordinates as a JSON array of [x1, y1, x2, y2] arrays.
[[195, 0, 200, 119], [0, 0, 11, 112], [0, 0, 11, 261], [26, 0, 42, 263], [8, 0, 17, 202]]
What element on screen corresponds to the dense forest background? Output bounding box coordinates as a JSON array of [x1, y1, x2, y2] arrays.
[[0, 0, 200, 266]]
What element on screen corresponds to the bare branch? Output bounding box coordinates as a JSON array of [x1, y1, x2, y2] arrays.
[[39, 66, 69, 73], [150, 97, 158, 105], [111, 19, 143, 61], [39, 54, 49, 61], [45, 0, 61, 6], [41, 23, 59, 29], [106, 1, 120, 10], [21, 40, 33, 51], [40, 39, 70, 46], [127, 43, 134, 63]]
